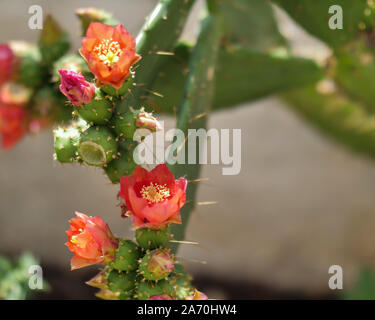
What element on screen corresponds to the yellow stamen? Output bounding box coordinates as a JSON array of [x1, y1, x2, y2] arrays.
[[141, 182, 170, 204], [70, 236, 78, 244], [93, 38, 122, 67]]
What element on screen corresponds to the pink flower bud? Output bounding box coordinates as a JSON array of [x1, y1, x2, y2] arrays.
[[135, 111, 162, 132], [0, 44, 14, 87], [148, 249, 175, 277], [58, 69, 95, 106]]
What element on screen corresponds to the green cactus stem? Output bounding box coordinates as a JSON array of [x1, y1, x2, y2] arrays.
[[78, 126, 118, 166], [207, 0, 286, 51], [107, 268, 137, 293], [283, 83, 375, 157], [169, 264, 194, 299], [169, 13, 221, 252], [54, 127, 80, 163], [272, 0, 370, 49], [135, 225, 171, 250], [149, 43, 323, 114], [104, 144, 137, 183], [39, 14, 70, 66], [111, 109, 141, 140], [76, 89, 113, 125], [135, 279, 173, 300], [10, 42, 44, 89], [115, 0, 195, 114], [333, 39, 375, 113], [110, 239, 141, 272]]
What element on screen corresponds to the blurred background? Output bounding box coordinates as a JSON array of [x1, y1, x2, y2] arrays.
[[2, 0, 375, 299]]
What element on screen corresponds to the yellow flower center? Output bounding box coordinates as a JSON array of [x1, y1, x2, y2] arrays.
[[70, 235, 78, 244], [141, 182, 170, 204], [93, 38, 122, 67]]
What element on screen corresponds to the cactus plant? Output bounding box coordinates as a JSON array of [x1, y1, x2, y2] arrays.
[[5, 0, 375, 301]]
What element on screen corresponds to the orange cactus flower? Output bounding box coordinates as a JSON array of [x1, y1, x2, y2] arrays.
[[66, 212, 118, 270], [79, 22, 141, 89], [119, 164, 187, 229]]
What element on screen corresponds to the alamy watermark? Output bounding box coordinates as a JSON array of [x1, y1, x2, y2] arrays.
[[28, 5, 43, 30], [28, 264, 43, 290], [132, 122, 242, 176], [328, 265, 343, 290]]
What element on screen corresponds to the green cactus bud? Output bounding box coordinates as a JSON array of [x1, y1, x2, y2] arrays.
[[54, 127, 80, 163], [75, 7, 120, 35], [107, 269, 137, 292], [9, 41, 44, 89], [78, 126, 118, 166], [136, 279, 173, 300], [76, 89, 113, 125], [136, 225, 171, 250], [138, 249, 175, 281], [52, 54, 91, 83], [104, 146, 137, 183], [111, 239, 141, 272], [39, 15, 70, 65]]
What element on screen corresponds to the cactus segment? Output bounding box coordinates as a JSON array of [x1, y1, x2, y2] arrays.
[[148, 43, 323, 114], [169, 15, 221, 250], [54, 127, 80, 163], [111, 239, 141, 272], [272, 0, 369, 49], [333, 39, 375, 113], [112, 109, 140, 140], [78, 126, 117, 166], [136, 279, 172, 300], [107, 269, 137, 292], [283, 84, 375, 157], [76, 89, 113, 125], [100, 80, 132, 97], [104, 146, 137, 183], [39, 15, 70, 66], [10, 42, 44, 89], [207, 0, 286, 51], [136, 225, 171, 250], [115, 0, 195, 113], [169, 267, 194, 300]]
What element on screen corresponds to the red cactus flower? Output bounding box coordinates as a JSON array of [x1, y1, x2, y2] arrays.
[[147, 295, 174, 300], [79, 22, 141, 89], [0, 44, 14, 87], [119, 164, 187, 229], [59, 70, 95, 106], [65, 212, 118, 270], [0, 101, 26, 150]]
